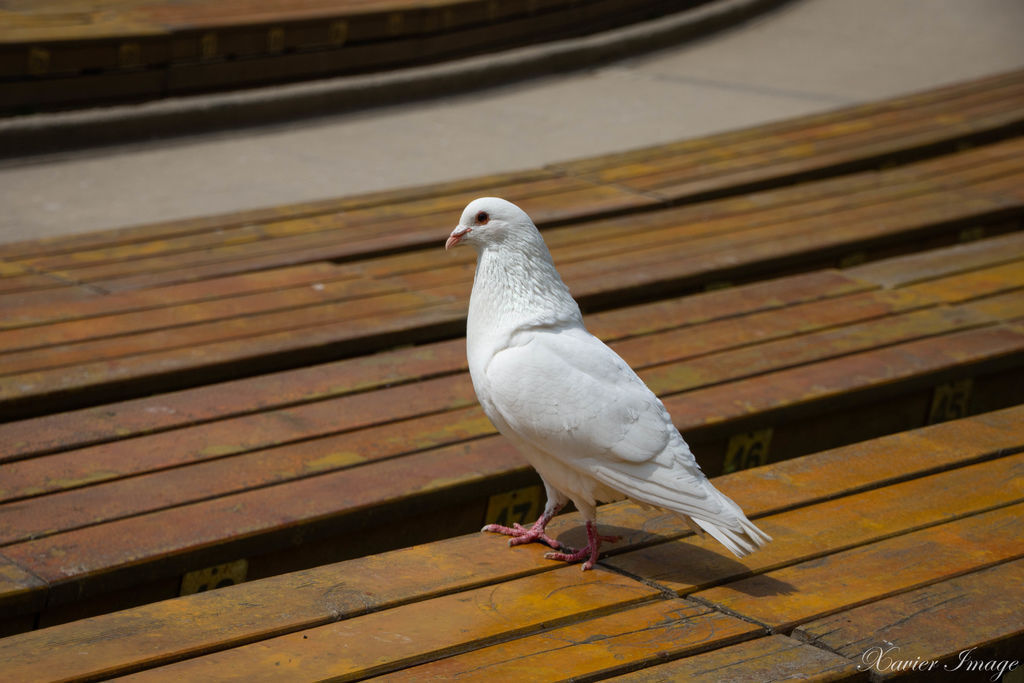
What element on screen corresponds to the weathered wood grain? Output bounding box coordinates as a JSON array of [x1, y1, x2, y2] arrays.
[[0, 270, 868, 463], [604, 452, 1024, 593], [691, 502, 1024, 632], [606, 634, 864, 682], [0, 407, 1021, 674], [364, 599, 762, 682], [793, 561, 1023, 682], [114, 568, 663, 682]]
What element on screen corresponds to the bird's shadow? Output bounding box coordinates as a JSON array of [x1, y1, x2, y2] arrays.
[[553, 523, 796, 598]]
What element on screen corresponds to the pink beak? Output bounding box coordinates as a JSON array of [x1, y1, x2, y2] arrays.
[[445, 226, 471, 251]]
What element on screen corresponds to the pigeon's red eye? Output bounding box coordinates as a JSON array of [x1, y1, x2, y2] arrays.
[[476, 211, 489, 224]]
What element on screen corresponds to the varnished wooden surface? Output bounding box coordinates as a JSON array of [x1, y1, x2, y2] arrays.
[[0, 408, 1020, 681], [1, 132, 1022, 418], [1, 72, 1022, 638], [0, 234, 1021, 634]]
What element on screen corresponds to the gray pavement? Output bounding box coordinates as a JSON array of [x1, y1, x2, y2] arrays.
[[1, 0, 1023, 245]]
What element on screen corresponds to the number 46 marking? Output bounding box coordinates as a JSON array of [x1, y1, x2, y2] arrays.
[[723, 428, 773, 474]]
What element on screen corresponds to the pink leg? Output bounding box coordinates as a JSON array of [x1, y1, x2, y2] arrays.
[[482, 504, 563, 550], [544, 521, 621, 571]]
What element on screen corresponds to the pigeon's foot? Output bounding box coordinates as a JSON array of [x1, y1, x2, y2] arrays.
[[543, 521, 621, 571], [482, 520, 561, 550]]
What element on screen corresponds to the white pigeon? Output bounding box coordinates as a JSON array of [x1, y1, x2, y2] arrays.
[[446, 197, 770, 570]]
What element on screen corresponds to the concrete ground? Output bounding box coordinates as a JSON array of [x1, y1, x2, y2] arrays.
[[1, 0, 1023, 245]]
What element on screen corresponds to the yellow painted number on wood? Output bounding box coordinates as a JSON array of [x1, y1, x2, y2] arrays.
[[958, 226, 986, 243], [723, 428, 773, 473], [329, 20, 348, 45], [928, 378, 973, 424], [388, 13, 404, 36], [180, 559, 248, 596], [267, 27, 285, 54], [200, 32, 218, 59], [118, 42, 141, 68], [839, 251, 868, 268], [27, 47, 50, 75], [485, 486, 543, 528]]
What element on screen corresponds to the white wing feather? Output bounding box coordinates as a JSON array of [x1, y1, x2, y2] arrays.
[[484, 326, 769, 555]]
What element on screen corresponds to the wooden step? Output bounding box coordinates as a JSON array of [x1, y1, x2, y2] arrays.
[[0, 0, 689, 113], [0, 406, 1020, 679], [2, 138, 1022, 419], [1, 237, 1021, 634]]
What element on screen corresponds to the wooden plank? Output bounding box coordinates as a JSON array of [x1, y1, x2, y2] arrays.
[[363, 599, 763, 682], [606, 634, 864, 682], [690, 502, 1024, 632], [0, 298, 467, 419], [585, 269, 871, 340], [962, 289, 1024, 322], [794, 559, 1023, 680], [0, 531, 565, 682], [71, 140, 1021, 294], [906, 259, 1024, 303], [5, 403, 1023, 632], [0, 565, 659, 683], [0, 268, 868, 432], [634, 104, 1024, 203], [634, 302, 992, 395], [0, 283, 104, 311], [603, 451, 1024, 593], [551, 68, 1024, 174], [660, 324, 1024, 443], [554, 191, 1022, 305], [13, 175, 646, 275], [5, 90, 1020, 294], [0, 286, 460, 375], [0, 167, 558, 261], [695, 404, 1024, 528], [4, 120, 1015, 305], [845, 229, 1024, 287], [0, 407, 1021, 667], [0, 553, 46, 635], [0, 288, 980, 505], [601, 83, 1024, 194], [7, 176, 1016, 417], [110, 566, 656, 682], [0, 337, 467, 461], [1, 304, 1020, 594], [538, 137, 1024, 276], [0, 276, 400, 354], [0, 272, 72, 295], [0, 261, 346, 326], [24, 186, 647, 293], [0, 383, 485, 508]]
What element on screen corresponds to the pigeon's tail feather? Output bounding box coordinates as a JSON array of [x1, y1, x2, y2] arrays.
[[676, 513, 705, 536], [692, 514, 771, 558], [687, 485, 771, 557]]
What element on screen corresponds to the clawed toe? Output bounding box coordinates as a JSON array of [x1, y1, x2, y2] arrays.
[[544, 545, 598, 571], [482, 513, 616, 570], [482, 520, 561, 550]]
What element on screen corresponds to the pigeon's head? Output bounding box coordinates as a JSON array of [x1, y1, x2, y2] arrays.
[[445, 197, 538, 252]]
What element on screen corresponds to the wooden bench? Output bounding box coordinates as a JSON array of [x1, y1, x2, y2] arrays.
[[0, 407, 1020, 681], [0, 0, 696, 113], [1, 71, 1022, 634], [2, 112, 1023, 420], [1, 231, 1021, 635]]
